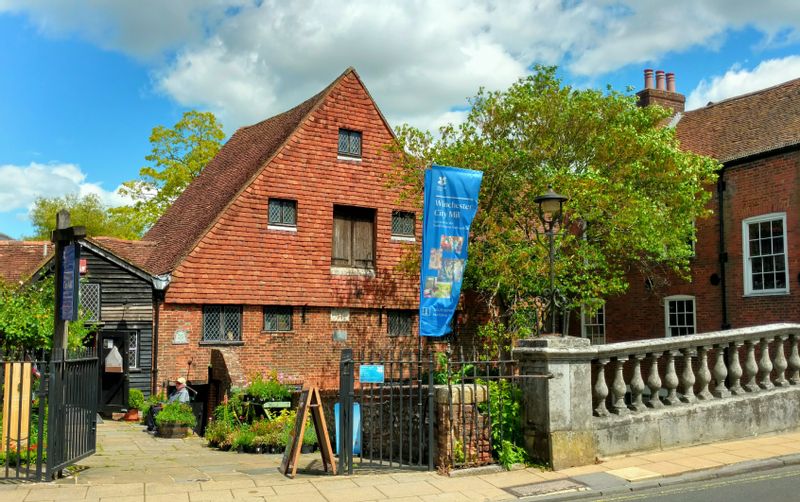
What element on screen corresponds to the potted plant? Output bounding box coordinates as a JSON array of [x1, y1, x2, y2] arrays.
[[124, 389, 145, 422], [155, 403, 197, 438], [245, 372, 292, 416], [301, 423, 317, 453]]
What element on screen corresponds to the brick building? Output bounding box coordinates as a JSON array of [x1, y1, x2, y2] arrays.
[[576, 70, 800, 343], [134, 68, 434, 399]]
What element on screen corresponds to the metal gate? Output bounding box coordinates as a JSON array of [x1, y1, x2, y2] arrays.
[[0, 348, 98, 482], [46, 348, 99, 479], [337, 347, 526, 474], [338, 348, 435, 474]]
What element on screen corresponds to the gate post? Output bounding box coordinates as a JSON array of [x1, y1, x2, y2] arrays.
[[338, 349, 354, 475], [513, 336, 596, 470]]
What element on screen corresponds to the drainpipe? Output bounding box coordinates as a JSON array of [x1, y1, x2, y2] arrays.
[[717, 170, 731, 330], [152, 298, 160, 396]]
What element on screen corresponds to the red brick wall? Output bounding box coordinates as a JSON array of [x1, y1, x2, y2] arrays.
[[155, 302, 443, 392], [165, 72, 418, 309], [592, 149, 800, 342]]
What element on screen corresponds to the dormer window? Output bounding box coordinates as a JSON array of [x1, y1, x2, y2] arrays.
[[338, 129, 362, 159]]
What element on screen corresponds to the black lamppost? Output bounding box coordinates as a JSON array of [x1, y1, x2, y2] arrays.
[[534, 185, 568, 335]]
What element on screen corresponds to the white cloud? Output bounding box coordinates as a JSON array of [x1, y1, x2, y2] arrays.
[[5, 1, 800, 131], [0, 162, 130, 213], [686, 55, 800, 109]]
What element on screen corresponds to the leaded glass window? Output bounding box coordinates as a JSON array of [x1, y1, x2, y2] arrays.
[[391, 211, 415, 238], [338, 129, 362, 158], [264, 306, 293, 332], [202, 305, 242, 342], [128, 332, 139, 369], [388, 310, 413, 336], [268, 198, 297, 227], [79, 283, 101, 321], [743, 213, 788, 295]]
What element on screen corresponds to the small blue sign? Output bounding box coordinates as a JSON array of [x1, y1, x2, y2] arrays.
[[59, 243, 80, 321], [359, 365, 385, 384]]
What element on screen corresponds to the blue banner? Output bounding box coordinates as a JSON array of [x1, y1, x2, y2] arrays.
[[59, 243, 80, 321], [419, 164, 483, 337]]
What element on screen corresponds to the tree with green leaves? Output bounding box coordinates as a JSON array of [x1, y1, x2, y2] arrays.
[[28, 193, 139, 240], [114, 110, 225, 233], [0, 276, 92, 351], [390, 66, 719, 347]]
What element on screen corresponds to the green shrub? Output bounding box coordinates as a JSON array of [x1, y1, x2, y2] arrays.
[[302, 422, 317, 446], [155, 403, 196, 428], [142, 391, 166, 418], [245, 371, 291, 402], [231, 426, 256, 450], [128, 389, 145, 410], [204, 419, 233, 448]]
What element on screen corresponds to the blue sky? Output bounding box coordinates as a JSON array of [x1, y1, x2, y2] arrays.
[[2, 1, 800, 239]]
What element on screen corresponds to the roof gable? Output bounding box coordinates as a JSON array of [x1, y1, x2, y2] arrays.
[[0, 241, 52, 285], [676, 77, 800, 163], [143, 69, 357, 275]]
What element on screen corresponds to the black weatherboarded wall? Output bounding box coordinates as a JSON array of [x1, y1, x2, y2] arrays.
[[80, 244, 154, 399]]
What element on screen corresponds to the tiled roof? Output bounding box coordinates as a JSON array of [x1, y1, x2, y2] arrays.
[[143, 71, 347, 275], [0, 241, 52, 285], [87, 237, 158, 274], [677, 77, 800, 163]]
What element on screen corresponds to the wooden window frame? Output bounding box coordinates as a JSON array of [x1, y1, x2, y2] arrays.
[[332, 205, 376, 270], [581, 305, 605, 344], [202, 305, 243, 343], [664, 295, 696, 337], [263, 306, 293, 332], [268, 198, 297, 228], [338, 129, 362, 159], [742, 212, 789, 296], [387, 310, 413, 337]]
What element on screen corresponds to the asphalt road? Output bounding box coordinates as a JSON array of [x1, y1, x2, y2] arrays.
[[576, 464, 800, 501]]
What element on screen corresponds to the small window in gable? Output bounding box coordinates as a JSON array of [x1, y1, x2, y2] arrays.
[[392, 211, 415, 238], [268, 198, 297, 227], [264, 306, 293, 332], [338, 129, 362, 158]]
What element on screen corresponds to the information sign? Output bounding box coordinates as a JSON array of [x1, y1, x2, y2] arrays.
[[359, 364, 385, 384], [59, 243, 80, 321]]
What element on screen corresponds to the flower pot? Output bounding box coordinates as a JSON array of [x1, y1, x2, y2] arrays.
[[157, 423, 190, 438], [123, 409, 140, 422]]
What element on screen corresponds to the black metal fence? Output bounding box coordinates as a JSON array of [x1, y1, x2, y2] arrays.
[[338, 348, 435, 474], [0, 348, 97, 482], [337, 347, 524, 474], [46, 348, 98, 478]]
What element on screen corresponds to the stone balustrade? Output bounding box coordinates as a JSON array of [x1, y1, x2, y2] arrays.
[[590, 323, 800, 416], [512, 323, 800, 470]]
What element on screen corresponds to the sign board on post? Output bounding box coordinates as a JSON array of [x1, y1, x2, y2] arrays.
[[59, 242, 80, 321], [419, 164, 483, 337]]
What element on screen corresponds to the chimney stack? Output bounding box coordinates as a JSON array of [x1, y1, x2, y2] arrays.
[[643, 69, 654, 89], [655, 70, 666, 90], [666, 72, 676, 92], [636, 68, 685, 114]]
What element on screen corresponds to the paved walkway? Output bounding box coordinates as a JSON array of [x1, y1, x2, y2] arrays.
[[1, 421, 800, 501]]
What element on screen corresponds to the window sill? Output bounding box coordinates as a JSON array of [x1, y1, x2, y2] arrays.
[[337, 155, 362, 162], [391, 235, 416, 243], [199, 341, 244, 346], [743, 291, 790, 298], [268, 224, 297, 232], [262, 330, 294, 335], [331, 266, 376, 277]]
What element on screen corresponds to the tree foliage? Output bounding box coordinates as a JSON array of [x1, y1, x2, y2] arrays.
[[390, 66, 719, 342], [0, 276, 92, 352], [28, 193, 139, 240], [114, 110, 225, 233]]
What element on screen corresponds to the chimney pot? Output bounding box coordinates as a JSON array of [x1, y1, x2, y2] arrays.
[[655, 70, 666, 91], [666, 72, 676, 92], [643, 69, 654, 89]]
